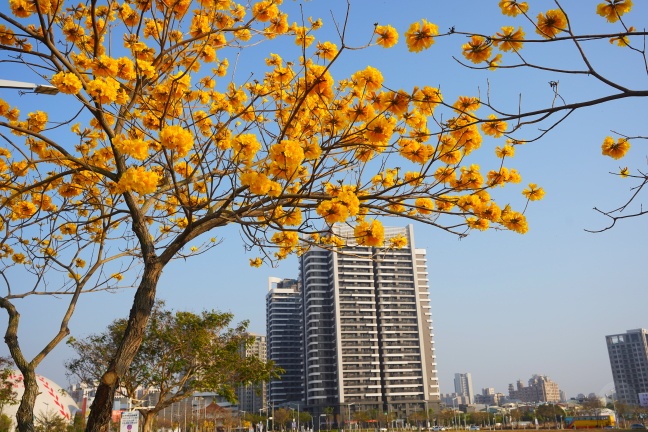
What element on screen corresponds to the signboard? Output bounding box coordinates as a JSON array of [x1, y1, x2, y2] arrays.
[[120, 411, 140, 432], [639, 393, 648, 407]]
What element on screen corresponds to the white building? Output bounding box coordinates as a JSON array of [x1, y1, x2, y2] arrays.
[[300, 225, 440, 421], [606, 328, 648, 405], [454, 373, 474, 404]]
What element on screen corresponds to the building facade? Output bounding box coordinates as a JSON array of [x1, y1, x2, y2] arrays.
[[266, 277, 305, 406], [299, 225, 440, 421], [507, 375, 561, 403], [606, 328, 648, 405], [454, 373, 474, 404], [237, 334, 268, 413]]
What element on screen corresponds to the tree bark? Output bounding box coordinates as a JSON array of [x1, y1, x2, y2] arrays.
[[85, 261, 163, 432], [141, 411, 155, 432], [15, 369, 37, 432]]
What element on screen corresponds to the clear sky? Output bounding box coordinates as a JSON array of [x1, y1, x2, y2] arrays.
[[1, 0, 647, 402]]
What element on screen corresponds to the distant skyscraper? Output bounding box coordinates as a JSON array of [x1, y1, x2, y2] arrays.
[[238, 334, 267, 412], [606, 328, 648, 405], [266, 277, 304, 406], [300, 225, 440, 420], [454, 373, 474, 404]]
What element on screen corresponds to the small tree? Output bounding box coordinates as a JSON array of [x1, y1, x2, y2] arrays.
[[0, 357, 17, 414], [273, 408, 291, 431], [34, 410, 69, 432], [67, 302, 278, 432]]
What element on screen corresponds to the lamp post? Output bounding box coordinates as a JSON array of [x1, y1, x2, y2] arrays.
[[0, 79, 59, 95], [346, 403, 354, 431]]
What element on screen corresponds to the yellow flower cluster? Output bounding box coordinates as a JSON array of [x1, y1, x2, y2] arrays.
[[404, 19, 438, 53], [596, 0, 633, 23], [240, 170, 281, 196], [117, 166, 161, 195], [354, 219, 385, 247], [86, 77, 122, 104], [316, 185, 361, 224], [499, 1, 529, 17], [374, 25, 399, 48], [114, 135, 150, 161], [271, 231, 299, 259], [51, 72, 83, 94], [536, 9, 567, 39], [601, 136, 630, 159], [462, 36, 492, 64], [522, 183, 546, 201], [159, 125, 194, 158], [11, 200, 37, 219]]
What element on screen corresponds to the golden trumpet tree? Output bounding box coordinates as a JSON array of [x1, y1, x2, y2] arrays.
[[424, 0, 647, 231], [0, 1, 553, 431]]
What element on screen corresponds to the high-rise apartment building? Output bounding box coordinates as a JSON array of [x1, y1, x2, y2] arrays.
[[606, 328, 648, 405], [454, 373, 474, 404], [266, 278, 304, 406], [238, 334, 267, 413], [299, 225, 440, 421]]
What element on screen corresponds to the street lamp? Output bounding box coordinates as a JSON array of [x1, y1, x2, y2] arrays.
[[0, 79, 59, 95], [346, 403, 354, 431]]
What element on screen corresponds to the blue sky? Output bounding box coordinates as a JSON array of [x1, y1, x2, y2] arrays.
[[1, 0, 647, 401]]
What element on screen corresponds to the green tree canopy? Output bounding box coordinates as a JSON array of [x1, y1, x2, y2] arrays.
[[67, 302, 279, 432]]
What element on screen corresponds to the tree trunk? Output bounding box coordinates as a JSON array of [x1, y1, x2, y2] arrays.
[[15, 368, 37, 432], [141, 411, 156, 432], [85, 261, 163, 432]]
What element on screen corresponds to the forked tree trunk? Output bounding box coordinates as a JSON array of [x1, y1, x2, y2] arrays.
[[85, 262, 163, 432]]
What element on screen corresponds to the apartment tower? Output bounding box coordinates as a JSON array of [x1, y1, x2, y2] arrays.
[[266, 278, 305, 406], [237, 334, 268, 412], [300, 225, 440, 421], [606, 328, 648, 405], [454, 373, 474, 404]]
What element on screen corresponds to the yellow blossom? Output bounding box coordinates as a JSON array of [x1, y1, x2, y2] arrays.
[[117, 166, 161, 195], [493, 27, 525, 52], [536, 9, 567, 39], [12, 200, 37, 219], [375, 25, 398, 48], [522, 183, 546, 201], [51, 72, 83, 94], [499, 1, 529, 17], [597, 0, 632, 23], [389, 234, 408, 248], [354, 219, 385, 247], [159, 125, 193, 157], [462, 35, 492, 64], [601, 136, 630, 159], [404, 19, 438, 53]]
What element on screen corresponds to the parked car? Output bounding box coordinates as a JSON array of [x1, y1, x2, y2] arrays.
[[469, 427, 480, 431], [430, 427, 446, 431], [630, 424, 647, 430]]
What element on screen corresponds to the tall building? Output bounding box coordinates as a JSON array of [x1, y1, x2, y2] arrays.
[[266, 278, 304, 406], [606, 328, 648, 405], [507, 375, 561, 403], [454, 373, 474, 404], [299, 225, 440, 420], [238, 334, 268, 413]]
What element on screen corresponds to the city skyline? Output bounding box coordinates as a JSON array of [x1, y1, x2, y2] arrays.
[[1, 0, 647, 406]]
